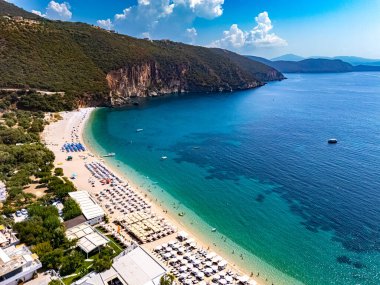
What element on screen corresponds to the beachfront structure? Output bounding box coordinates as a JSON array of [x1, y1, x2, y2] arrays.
[[73, 246, 167, 285], [0, 225, 18, 248], [0, 245, 42, 285], [0, 182, 7, 202], [69, 191, 105, 225], [66, 223, 109, 258]]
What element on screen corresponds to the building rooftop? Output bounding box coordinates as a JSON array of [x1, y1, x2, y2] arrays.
[[0, 226, 19, 249], [0, 245, 41, 280], [73, 246, 166, 285], [64, 214, 87, 229], [66, 223, 108, 254], [69, 191, 105, 221]]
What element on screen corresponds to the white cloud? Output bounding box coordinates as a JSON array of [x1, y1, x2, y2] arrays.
[[187, 0, 224, 19], [212, 11, 287, 50], [32, 1, 72, 21], [32, 10, 44, 17], [113, 0, 224, 42], [186, 27, 198, 43], [97, 19, 113, 30]]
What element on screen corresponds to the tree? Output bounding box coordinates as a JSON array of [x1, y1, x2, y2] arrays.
[[54, 168, 64, 176], [48, 280, 62, 285], [60, 250, 84, 276], [160, 273, 175, 285], [62, 198, 82, 221], [92, 247, 114, 273]]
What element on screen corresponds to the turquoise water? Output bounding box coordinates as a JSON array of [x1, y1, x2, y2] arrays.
[[85, 73, 380, 285]]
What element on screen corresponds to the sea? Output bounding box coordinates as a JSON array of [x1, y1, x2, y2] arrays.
[[84, 73, 380, 285]]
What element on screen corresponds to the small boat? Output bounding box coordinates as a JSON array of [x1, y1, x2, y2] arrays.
[[178, 212, 185, 217], [103, 152, 116, 157], [192, 146, 200, 149], [328, 139, 338, 144], [161, 156, 168, 160], [211, 228, 217, 232], [136, 129, 144, 132]]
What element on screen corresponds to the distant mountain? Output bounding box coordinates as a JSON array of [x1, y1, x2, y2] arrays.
[[0, 0, 284, 107], [272, 53, 380, 66], [245, 56, 380, 73], [333, 56, 380, 66], [271, 54, 305, 61], [245, 56, 274, 66], [273, 59, 353, 73]]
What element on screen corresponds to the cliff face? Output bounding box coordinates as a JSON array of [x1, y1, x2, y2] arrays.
[[106, 61, 263, 106], [106, 62, 185, 105]]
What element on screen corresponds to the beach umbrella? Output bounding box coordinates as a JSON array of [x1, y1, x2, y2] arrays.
[[184, 280, 192, 285], [218, 260, 228, 268], [211, 265, 218, 272], [249, 281, 257, 285], [212, 256, 223, 263], [239, 276, 250, 283], [205, 261, 212, 267], [199, 281, 207, 285], [219, 279, 227, 285], [225, 276, 233, 283], [179, 266, 188, 272], [168, 240, 176, 245], [163, 253, 171, 259], [206, 252, 217, 259], [179, 273, 187, 280], [196, 272, 205, 279], [177, 231, 189, 240], [205, 267, 213, 274], [189, 242, 197, 248], [193, 260, 201, 267], [213, 274, 221, 281]]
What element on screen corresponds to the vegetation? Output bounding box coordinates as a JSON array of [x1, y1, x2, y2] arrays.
[[0, 0, 283, 107], [160, 273, 176, 285], [92, 247, 114, 273], [62, 198, 81, 221]]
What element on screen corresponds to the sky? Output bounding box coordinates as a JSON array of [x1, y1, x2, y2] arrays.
[[6, 0, 380, 59]]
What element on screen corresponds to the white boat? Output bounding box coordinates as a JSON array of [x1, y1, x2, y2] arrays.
[[136, 129, 144, 132], [161, 156, 168, 160], [103, 152, 115, 157]]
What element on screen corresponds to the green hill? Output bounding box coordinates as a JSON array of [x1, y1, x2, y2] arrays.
[[0, 0, 284, 106]]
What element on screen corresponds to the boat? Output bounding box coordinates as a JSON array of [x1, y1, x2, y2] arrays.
[[136, 129, 144, 132], [161, 156, 168, 160], [103, 152, 116, 157], [211, 228, 217, 232], [328, 138, 338, 144]]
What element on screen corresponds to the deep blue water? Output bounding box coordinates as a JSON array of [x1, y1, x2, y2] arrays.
[[86, 73, 380, 285]]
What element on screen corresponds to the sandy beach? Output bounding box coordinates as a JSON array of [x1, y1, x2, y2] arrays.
[[42, 108, 273, 285]]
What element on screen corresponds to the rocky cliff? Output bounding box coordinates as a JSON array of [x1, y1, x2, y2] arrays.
[[106, 60, 264, 106]]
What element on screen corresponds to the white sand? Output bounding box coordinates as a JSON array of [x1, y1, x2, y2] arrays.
[[42, 108, 266, 285]]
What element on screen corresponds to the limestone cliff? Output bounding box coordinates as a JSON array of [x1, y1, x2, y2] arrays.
[[106, 61, 265, 106]]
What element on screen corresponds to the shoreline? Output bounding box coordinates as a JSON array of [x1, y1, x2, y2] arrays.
[[42, 107, 301, 285]]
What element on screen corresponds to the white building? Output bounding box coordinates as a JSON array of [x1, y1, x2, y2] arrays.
[[73, 246, 167, 285], [69, 191, 105, 225], [66, 223, 109, 258], [0, 245, 42, 285]]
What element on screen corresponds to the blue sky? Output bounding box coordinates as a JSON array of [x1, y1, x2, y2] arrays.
[[8, 0, 380, 59]]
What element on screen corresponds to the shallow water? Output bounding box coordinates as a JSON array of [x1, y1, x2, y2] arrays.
[[85, 73, 380, 285]]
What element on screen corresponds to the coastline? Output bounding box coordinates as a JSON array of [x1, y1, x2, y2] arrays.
[[42, 107, 302, 285]]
